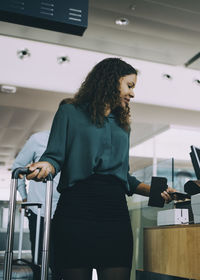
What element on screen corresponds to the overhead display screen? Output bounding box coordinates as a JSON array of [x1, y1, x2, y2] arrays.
[[0, 0, 88, 36]]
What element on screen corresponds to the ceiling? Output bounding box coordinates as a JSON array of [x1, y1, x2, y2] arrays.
[[0, 0, 200, 69], [0, 0, 200, 172]]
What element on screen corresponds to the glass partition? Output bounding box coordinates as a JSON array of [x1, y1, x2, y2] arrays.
[[128, 158, 175, 279], [128, 157, 196, 279]]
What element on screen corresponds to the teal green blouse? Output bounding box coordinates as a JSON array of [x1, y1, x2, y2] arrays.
[[40, 104, 141, 195]]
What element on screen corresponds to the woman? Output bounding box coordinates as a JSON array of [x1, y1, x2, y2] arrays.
[[27, 58, 173, 280]]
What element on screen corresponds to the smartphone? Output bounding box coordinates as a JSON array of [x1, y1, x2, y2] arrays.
[[148, 176, 168, 207], [169, 192, 191, 200]]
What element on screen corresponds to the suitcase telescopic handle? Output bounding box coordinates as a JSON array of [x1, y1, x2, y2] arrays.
[[12, 167, 53, 181], [4, 167, 53, 280]]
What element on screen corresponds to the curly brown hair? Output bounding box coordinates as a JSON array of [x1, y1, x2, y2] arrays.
[[61, 57, 137, 131]]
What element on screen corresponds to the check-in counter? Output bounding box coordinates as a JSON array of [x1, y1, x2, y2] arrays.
[[143, 224, 200, 280]]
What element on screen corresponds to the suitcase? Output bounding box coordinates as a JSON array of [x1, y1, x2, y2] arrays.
[[2, 167, 53, 280], [0, 201, 42, 280], [18, 202, 42, 265]]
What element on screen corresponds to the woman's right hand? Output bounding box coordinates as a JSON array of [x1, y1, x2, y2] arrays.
[[25, 161, 55, 181]]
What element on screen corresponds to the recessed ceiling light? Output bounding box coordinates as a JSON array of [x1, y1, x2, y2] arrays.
[[193, 79, 200, 86], [17, 48, 31, 59], [115, 18, 129, 26], [162, 73, 172, 80], [57, 56, 70, 64]]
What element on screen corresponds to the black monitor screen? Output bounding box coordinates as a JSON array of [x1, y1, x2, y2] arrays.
[[190, 145, 200, 179]]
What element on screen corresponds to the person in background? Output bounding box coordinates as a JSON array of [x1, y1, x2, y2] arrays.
[[12, 130, 60, 272], [25, 58, 176, 280]]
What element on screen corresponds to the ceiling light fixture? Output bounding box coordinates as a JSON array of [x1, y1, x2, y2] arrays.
[[162, 73, 172, 80], [0, 85, 17, 94], [57, 56, 70, 64], [193, 79, 200, 86], [17, 48, 31, 59], [115, 18, 129, 26]]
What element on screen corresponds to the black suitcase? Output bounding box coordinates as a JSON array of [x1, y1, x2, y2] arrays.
[[2, 167, 53, 280]]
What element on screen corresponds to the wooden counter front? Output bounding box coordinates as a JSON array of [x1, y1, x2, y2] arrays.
[[144, 224, 200, 280]]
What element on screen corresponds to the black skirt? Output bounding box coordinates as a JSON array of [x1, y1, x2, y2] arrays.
[[52, 174, 133, 270]]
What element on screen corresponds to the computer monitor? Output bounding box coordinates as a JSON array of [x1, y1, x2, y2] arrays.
[[190, 145, 200, 179]]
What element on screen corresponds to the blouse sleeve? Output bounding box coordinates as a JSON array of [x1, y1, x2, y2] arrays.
[[126, 173, 141, 196], [40, 105, 69, 175]]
